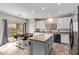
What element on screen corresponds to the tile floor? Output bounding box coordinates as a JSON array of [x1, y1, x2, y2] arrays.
[[50, 43, 70, 55], [0, 42, 70, 55]]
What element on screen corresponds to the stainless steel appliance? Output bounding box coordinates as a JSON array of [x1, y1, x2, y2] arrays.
[[69, 6, 79, 55]]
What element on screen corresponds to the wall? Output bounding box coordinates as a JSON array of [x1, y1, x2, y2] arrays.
[[28, 19, 35, 33], [0, 19, 3, 45]]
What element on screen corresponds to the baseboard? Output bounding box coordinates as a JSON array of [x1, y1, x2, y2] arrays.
[[54, 42, 69, 45], [61, 42, 69, 45]]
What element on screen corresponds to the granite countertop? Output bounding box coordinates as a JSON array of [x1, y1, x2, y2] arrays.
[[35, 29, 69, 34], [35, 31, 69, 34], [29, 34, 53, 42]]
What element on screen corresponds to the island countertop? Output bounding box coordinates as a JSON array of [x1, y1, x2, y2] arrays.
[[29, 34, 53, 42]]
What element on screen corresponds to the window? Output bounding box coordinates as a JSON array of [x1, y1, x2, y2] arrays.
[[8, 23, 24, 42]]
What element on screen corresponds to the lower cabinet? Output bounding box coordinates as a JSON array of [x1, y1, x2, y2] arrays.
[[61, 34, 69, 44], [54, 34, 69, 44]]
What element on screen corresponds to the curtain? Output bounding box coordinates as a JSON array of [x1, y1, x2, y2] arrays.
[[23, 22, 26, 34], [2, 19, 8, 45]]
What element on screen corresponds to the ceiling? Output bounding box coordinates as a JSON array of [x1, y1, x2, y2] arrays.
[[0, 3, 79, 19]]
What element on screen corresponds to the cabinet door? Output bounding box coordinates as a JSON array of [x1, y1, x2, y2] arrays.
[[61, 34, 69, 44], [32, 41, 45, 55], [46, 36, 53, 54]]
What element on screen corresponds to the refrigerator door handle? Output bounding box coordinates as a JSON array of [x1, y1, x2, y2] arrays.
[[69, 18, 74, 50]]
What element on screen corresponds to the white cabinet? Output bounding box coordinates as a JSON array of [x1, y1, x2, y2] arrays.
[[57, 17, 71, 29], [36, 20, 45, 30], [61, 34, 69, 44]]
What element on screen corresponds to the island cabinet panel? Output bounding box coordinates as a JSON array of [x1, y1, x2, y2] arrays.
[[31, 41, 46, 55], [47, 36, 54, 53], [29, 34, 53, 55]]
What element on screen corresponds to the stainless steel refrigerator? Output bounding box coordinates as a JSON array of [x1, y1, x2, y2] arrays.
[[69, 6, 79, 55]]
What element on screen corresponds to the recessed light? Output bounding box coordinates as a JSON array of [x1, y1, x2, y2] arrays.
[[24, 13, 26, 15], [32, 10, 34, 13], [48, 18, 53, 21], [42, 7, 45, 10], [59, 11, 62, 14], [57, 3, 61, 5]]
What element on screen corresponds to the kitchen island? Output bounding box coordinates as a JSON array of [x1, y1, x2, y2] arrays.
[[29, 33, 53, 55]]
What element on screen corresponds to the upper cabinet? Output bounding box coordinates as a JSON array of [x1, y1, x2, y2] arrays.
[[35, 20, 46, 30], [45, 18, 57, 30], [57, 17, 71, 30], [46, 23, 57, 30], [35, 18, 57, 31], [35, 17, 71, 31]]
